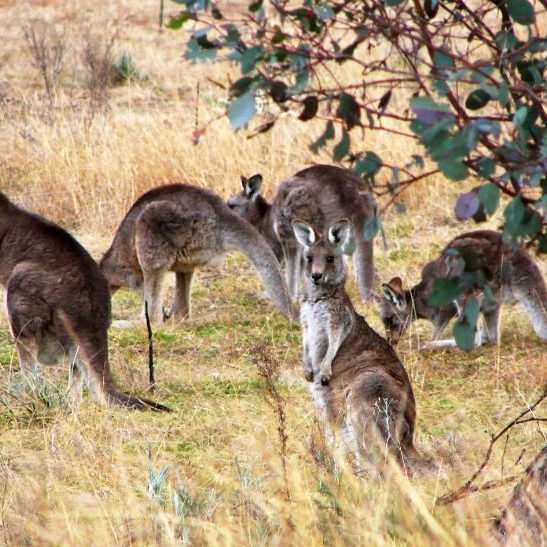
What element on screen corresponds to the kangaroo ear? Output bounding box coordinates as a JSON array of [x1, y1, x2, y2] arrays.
[[381, 277, 405, 309], [243, 174, 263, 199], [291, 220, 316, 248], [328, 219, 351, 254], [240, 175, 248, 190]]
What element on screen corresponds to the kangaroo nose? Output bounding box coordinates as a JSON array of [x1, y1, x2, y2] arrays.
[[311, 272, 323, 281]]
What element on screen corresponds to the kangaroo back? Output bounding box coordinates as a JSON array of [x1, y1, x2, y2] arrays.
[[1, 192, 168, 411]]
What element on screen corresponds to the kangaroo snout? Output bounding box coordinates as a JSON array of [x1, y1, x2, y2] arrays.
[[311, 272, 323, 282]]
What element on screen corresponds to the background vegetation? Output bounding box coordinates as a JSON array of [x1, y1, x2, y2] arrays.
[[0, 0, 545, 544]]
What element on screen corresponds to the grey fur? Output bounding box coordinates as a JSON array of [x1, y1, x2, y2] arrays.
[[379, 230, 547, 349], [293, 219, 424, 472], [0, 192, 168, 410], [101, 184, 293, 324], [228, 165, 378, 303]]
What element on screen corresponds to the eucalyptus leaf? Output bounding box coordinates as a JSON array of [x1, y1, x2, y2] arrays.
[[228, 92, 256, 130], [429, 278, 461, 306], [506, 0, 535, 26]]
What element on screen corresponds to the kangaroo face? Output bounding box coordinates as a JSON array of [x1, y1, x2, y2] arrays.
[[227, 174, 263, 225], [379, 277, 411, 345], [292, 219, 351, 289]]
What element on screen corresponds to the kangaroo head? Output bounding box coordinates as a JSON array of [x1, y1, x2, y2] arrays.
[[227, 174, 267, 226], [379, 276, 412, 345], [292, 219, 351, 289]]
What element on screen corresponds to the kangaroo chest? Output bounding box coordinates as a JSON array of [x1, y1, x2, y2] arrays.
[[301, 297, 353, 362], [301, 300, 332, 346]]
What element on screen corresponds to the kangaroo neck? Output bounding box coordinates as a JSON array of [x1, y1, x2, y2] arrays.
[[303, 281, 347, 304]]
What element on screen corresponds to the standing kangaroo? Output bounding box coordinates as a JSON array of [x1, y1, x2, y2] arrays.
[[0, 192, 168, 410], [228, 165, 378, 302], [292, 218, 421, 470], [379, 230, 547, 349], [100, 184, 292, 324]]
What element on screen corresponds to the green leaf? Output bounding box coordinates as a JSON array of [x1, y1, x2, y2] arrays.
[[453, 321, 475, 352], [333, 131, 350, 161], [299, 96, 319, 121], [355, 151, 382, 176], [465, 89, 490, 110], [431, 133, 468, 161], [410, 96, 453, 125], [476, 158, 495, 178], [314, 4, 335, 20], [538, 233, 547, 254], [270, 81, 288, 103], [495, 30, 518, 50], [386, 0, 405, 5], [506, 0, 535, 25], [478, 184, 500, 215], [228, 92, 256, 130], [336, 93, 361, 130], [185, 37, 217, 63], [463, 298, 480, 326], [503, 195, 526, 234], [167, 12, 191, 29], [434, 50, 454, 70], [439, 160, 469, 181], [240, 46, 262, 74], [429, 278, 461, 306], [230, 77, 255, 98], [363, 217, 381, 241], [498, 81, 509, 108], [310, 121, 335, 153]]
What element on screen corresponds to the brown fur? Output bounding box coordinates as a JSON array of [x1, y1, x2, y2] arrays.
[[228, 165, 378, 303], [101, 184, 293, 324], [380, 230, 547, 348], [293, 219, 423, 472], [0, 192, 168, 410]]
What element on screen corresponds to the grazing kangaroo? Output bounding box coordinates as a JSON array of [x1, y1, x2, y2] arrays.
[[101, 184, 293, 324], [292, 218, 422, 471], [379, 230, 547, 349], [228, 165, 378, 302], [0, 192, 168, 410]]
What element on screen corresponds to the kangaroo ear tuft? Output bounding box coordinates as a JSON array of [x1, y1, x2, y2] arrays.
[[244, 174, 263, 198], [291, 220, 316, 248], [381, 278, 405, 309], [328, 219, 351, 254]]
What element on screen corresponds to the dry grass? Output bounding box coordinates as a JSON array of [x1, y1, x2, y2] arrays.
[[0, 0, 546, 545]]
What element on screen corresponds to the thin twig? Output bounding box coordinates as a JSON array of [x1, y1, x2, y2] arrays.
[[436, 386, 547, 506], [144, 301, 155, 392]]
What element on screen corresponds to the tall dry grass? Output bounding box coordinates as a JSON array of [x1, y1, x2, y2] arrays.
[[0, 0, 463, 236], [0, 1, 545, 545]]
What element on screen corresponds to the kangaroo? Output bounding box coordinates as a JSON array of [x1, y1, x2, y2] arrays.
[[100, 184, 293, 324], [379, 230, 547, 349], [228, 165, 378, 303], [292, 218, 422, 471], [0, 192, 168, 410]]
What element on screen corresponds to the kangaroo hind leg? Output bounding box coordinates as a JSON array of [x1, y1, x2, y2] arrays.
[[169, 270, 194, 320]]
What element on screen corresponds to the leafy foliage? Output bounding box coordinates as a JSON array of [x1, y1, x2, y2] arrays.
[[169, 0, 546, 349]]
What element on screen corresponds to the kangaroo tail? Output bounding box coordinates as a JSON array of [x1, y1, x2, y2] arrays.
[[60, 312, 170, 412], [222, 213, 295, 320]]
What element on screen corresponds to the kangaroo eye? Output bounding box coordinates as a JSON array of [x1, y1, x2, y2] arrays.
[[306, 255, 312, 263], [326, 256, 334, 263]]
